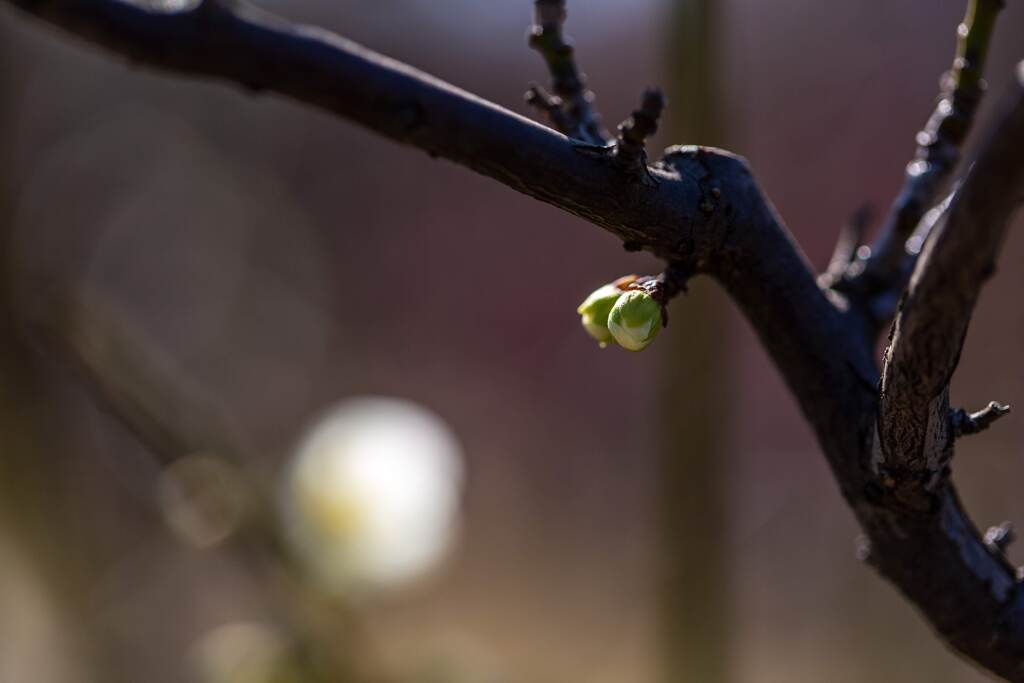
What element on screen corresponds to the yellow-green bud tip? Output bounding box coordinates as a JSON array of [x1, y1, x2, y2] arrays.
[[577, 283, 623, 346], [607, 290, 662, 351]]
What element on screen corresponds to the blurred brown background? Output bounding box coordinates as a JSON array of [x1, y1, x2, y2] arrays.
[[1, 1, 1023, 682]]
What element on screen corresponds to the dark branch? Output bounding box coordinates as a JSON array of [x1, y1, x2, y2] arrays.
[[0, 1, 858, 405], [526, 0, 608, 144], [4, 0, 672, 252], [878, 63, 1024, 490], [849, 63, 1024, 681]]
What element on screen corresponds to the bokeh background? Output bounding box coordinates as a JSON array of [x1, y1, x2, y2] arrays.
[[1, 1, 1024, 682]]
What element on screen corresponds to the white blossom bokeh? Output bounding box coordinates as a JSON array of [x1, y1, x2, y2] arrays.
[[281, 397, 465, 596]]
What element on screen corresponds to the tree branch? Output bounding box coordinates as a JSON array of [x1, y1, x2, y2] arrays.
[[855, 64, 1024, 681], [878, 62, 1024, 496], [832, 0, 1004, 331], [612, 88, 666, 186]]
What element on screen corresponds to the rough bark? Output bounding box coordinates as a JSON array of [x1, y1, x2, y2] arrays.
[[3, 0, 1024, 678]]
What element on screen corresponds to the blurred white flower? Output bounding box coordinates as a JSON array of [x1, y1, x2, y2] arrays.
[[281, 397, 464, 595]]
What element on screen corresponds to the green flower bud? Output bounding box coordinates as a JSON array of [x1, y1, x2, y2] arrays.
[[577, 283, 624, 347], [607, 289, 663, 351]]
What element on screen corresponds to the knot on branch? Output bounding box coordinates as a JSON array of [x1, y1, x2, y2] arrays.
[[951, 401, 1011, 437], [526, 0, 607, 144], [612, 88, 666, 187]]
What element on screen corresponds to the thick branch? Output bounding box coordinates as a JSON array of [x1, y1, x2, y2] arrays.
[[0, 0, 866, 409], [878, 63, 1024, 490], [854, 66, 1024, 681], [0, 1, 728, 260]]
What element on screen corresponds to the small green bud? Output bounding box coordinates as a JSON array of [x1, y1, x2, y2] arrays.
[[607, 289, 663, 351], [577, 283, 623, 347]]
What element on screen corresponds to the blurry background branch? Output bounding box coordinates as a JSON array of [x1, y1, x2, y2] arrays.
[[32, 294, 374, 682]]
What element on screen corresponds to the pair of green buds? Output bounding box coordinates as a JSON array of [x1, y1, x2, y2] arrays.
[[577, 275, 664, 352]]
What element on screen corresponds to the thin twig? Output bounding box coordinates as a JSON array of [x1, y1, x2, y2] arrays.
[[834, 0, 1004, 330], [952, 401, 1011, 437], [613, 88, 666, 186], [526, 0, 608, 144]]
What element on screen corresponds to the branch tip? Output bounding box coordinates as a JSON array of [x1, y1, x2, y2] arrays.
[[952, 401, 1011, 437]]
